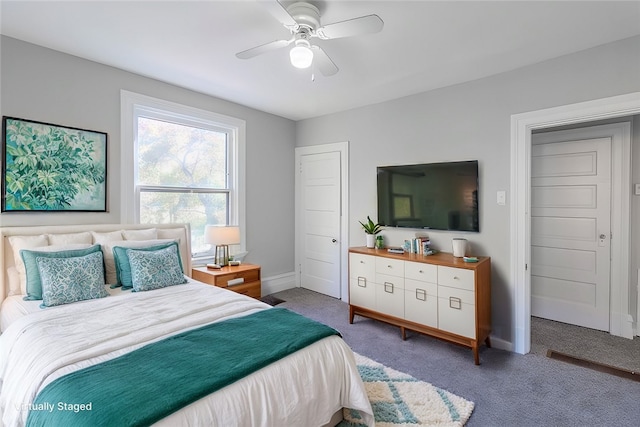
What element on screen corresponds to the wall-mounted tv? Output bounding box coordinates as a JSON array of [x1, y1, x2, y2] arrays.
[[377, 160, 479, 232]]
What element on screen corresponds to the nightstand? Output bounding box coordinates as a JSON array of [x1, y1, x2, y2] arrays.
[[192, 264, 261, 299]]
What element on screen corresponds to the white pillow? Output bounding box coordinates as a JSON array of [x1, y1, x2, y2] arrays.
[[91, 230, 123, 244], [49, 232, 92, 245], [122, 228, 158, 240], [102, 239, 174, 285], [157, 228, 184, 241], [8, 234, 49, 294], [7, 266, 20, 296]]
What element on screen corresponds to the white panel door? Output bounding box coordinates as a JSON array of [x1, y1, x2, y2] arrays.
[[531, 136, 611, 331], [300, 151, 341, 298]]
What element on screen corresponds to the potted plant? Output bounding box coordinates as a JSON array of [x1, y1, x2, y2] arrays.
[[359, 216, 382, 248]]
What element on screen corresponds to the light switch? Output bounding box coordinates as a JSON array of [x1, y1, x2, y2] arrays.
[[497, 191, 506, 206], [635, 183, 640, 196]]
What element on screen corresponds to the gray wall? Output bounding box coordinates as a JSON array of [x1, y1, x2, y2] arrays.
[[2, 33, 639, 348], [295, 35, 640, 346], [0, 36, 297, 278]]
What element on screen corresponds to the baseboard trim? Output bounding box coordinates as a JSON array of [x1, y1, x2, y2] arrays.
[[489, 336, 512, 352], [261, 271, 296, 296]]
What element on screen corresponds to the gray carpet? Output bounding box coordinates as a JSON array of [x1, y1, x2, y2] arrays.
[[530, 316, 640, 374], [271, 287, 639, 427]]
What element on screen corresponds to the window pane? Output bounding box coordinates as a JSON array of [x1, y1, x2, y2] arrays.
[[139, 191, 229, 253], [137, 117, 227, 188]]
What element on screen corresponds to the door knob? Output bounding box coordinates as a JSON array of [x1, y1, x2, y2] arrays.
[[599, 234, 606, 239], [332, 238, 337, 243]]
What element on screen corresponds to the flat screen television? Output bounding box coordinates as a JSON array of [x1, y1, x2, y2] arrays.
[[377, 160, 479, 232]]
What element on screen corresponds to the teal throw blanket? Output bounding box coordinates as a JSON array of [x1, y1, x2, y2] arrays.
[[26, 308, 340, 427]]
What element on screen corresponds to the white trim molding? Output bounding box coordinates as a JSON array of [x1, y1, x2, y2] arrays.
[[510, 92, 640, 355], [261, 272, 297, 296], [120, 90, 247, 250]]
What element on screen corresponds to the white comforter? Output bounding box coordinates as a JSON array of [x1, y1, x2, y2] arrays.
[[0, 281, 373, 427]]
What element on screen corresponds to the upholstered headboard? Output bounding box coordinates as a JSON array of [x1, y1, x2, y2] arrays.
[[0, 223, 192, 304]]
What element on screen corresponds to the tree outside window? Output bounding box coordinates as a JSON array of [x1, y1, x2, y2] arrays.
[[136, 116, 233, 254]]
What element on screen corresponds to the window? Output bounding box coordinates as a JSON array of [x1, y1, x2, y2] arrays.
[[121, 91, 246, 256]]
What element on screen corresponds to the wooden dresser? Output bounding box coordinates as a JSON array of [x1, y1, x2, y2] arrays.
[[192, 264, 261, 299], [349, 247, 491, 364]]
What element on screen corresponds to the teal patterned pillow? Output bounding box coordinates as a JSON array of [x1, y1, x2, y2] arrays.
[[21, 244, 102, 301], [37, 251, 109, 308], [112, 241, 182, 289], [128, 245, 187, 292]]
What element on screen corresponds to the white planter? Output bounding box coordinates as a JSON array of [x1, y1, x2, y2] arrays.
[[366, 234, 375, 248]]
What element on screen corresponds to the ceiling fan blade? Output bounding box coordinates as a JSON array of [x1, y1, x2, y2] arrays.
[[311, 45, 338, 77], [316, 14, 384, 40], [258, 0, 298, 29], [236, 39, 292, 59]]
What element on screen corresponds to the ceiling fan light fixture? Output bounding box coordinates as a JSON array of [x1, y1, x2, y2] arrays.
[[290, 42, 313, 69]]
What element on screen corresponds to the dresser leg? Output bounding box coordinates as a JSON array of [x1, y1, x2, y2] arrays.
[[401, 327, 406, 341], [349, 306, 355, 324], [473, 346, 480, 365], [485, 336, 492, 348]]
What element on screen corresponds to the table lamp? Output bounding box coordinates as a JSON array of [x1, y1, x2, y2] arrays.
[[204, 225, 240, 267]]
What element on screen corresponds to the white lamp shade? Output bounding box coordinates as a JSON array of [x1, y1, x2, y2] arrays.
[[290, 45, 313, 69], [204, 225, 240, 246]]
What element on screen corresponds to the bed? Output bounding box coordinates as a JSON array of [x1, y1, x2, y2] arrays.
[[0, 224, 373, 427]]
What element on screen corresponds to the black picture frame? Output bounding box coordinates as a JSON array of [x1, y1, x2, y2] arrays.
[[2, 116, 108, 212]]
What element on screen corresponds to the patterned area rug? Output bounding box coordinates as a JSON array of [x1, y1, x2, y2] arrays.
[[339, 353, 475, 427]]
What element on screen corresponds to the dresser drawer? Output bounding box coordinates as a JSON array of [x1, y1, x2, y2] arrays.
[[438, 266, 475, 291], [375, 282, 404, 319], [438, 286, 476, 338], [404, 284, 438, 328], [375, 273, 405, 291], [350, 253, 375, 281], [375, 256, 404, 277], [405, 278, 437, 295], [350, 277, 375, 310], [405, 261, 437, 283]]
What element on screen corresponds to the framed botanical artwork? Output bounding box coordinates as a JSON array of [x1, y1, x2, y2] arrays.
[[2, 116, 107, 212]]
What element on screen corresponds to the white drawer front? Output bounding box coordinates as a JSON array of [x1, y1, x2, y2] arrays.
[[404, 278, 437, 295], [405, 287, 438, 328], [375, 256, 405, 277], [349, 277, 375, 309], [438, 285, 475, 306], [437, 286, 475, 338], [375, 282, 404, 319], [376, 273, 405, 291], [405, 261, 438, 283], [438, 266, 475, 291], [350, 253, 375, 281]]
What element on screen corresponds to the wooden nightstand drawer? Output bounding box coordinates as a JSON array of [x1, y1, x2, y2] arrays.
[[215, 269, 260, 287], [192, 264, 262, 299], [228, 281, 261, 299]]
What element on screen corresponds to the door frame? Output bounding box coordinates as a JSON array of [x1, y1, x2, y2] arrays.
[[295, 142, 350, 301], [511, 92, 640, 354]]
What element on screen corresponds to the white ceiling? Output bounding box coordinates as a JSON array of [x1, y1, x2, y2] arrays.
[[1, 1, 639, 121]]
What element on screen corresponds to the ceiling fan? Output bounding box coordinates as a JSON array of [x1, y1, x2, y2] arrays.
[[236, 1, 384, 76]]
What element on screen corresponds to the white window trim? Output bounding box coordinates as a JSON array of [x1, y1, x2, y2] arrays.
[[120, 90, 246, 253]]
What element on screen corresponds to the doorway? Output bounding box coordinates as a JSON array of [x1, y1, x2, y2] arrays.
[[294, 142, 349, 300], [510, 92, 640, 354], [530, 124, 633, 333]]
